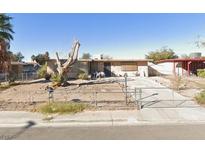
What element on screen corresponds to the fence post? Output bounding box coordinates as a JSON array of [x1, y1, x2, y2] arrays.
[[95, 92, 97, 107], [124, 73, 128, 105], [138, 88, 142, 110], [26, 73, 28, 81], [5, 73, 7, 82], [22, 73, 23, 81], [47, 87, 54, 103]]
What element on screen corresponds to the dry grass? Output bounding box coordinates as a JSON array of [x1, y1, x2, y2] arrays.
[[37, 102, 88, 114], [195, 90, 205, 104], [0, 82, 20, 90]]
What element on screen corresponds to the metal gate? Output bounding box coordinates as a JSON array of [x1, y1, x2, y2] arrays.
[[128, 87, 199, 109]]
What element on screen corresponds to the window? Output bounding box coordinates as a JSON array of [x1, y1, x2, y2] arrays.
[[121, 62, 137, 71]]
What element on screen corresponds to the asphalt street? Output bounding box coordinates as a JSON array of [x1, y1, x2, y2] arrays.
[[1, 124, 205, 139]]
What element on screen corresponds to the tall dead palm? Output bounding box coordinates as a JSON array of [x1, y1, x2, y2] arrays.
[[0, 14, 14, 73]]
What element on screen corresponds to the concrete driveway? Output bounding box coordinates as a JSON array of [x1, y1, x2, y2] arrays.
[[126, 77, 199, 108]]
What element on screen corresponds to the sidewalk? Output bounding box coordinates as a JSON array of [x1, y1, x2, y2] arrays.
[[1, 107, 205, 127]]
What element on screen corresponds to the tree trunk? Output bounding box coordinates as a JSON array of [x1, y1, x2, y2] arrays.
[[47, 40, 80, 83]]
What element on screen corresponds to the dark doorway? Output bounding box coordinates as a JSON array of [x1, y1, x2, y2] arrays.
[[104, 62, 111, 77]]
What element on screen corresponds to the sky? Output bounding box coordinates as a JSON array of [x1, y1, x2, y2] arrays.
[[8, 13, 205, 61]]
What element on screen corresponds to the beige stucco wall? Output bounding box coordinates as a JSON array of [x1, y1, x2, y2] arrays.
[[66, 61, 90, 78], [137, 61, 148, 77], [110, 61, 148, 77]]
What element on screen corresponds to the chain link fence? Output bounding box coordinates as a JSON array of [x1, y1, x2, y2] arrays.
[[0, 75, 202, 110], [0, 72, 39, 82]]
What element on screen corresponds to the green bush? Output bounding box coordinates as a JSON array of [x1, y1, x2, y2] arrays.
[[38, 102, 87, 114], [51, 74, 63, 84], [195, 90, 205, 104], [37, 64, 48, 79], [197, 69, 205, 78]]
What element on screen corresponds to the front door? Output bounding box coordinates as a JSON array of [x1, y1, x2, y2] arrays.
[[104, 62, 111, 77]]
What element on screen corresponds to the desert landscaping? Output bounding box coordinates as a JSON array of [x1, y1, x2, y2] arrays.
[[0, 78, 131, 111]]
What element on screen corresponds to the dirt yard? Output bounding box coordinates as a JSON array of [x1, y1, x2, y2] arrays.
[[149, 75, 205, 98], [0, 79, 129, 111]]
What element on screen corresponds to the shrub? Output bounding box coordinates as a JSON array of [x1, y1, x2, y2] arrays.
[[0, 84, 10, 90], [38, 102, 87, 114], [195, 90, 205, 104], [172, 76, 183, 91], [78, 70, 89, 80], [51, 74, 63, 85], [37, 64, 48, 79], [197, 69, 205, 78], [0, 82, 20, 90], [78, 73, 89, 80]]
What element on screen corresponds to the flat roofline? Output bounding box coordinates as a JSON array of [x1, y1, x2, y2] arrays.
[[89, 59, 153, 62], [11, 62, 36, 65], [49, 59, 153, 62], [158, 58, 205, 63]]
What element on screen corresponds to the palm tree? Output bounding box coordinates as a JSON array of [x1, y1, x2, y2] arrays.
[[0, 14, 14, 42], [0, 14, 14, 73]]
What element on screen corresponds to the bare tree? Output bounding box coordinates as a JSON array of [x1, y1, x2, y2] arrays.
[[47, 40, 80, 82]]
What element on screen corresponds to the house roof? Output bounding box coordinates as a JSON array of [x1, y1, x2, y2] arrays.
[[87, 59, 152, 62], [84, 59, 153, 62], [158, 58, 205, 63], [11, 61, 37, 65], [48, 58, 152, 62]]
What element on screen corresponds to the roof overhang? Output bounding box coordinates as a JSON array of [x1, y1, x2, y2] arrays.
[[49, 58, 153, 62], [80, 59, 153, 62], [157, 58, 205, 63]]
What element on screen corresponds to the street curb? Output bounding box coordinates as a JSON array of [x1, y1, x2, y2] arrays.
[[1, 119, 205, 127]]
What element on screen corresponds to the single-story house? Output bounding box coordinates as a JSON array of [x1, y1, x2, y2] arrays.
[[47, 58, 152, 78]]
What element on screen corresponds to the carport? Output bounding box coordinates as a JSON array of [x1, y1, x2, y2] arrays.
[[158, 58, 205, 76]]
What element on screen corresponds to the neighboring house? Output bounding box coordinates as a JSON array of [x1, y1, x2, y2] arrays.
[[47, 58, 152, 78], [10, 61, 40, 79], [157, 58, 205, 76]]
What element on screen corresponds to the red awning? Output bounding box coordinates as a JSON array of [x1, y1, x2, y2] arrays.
[[157, 58, 205, 63]]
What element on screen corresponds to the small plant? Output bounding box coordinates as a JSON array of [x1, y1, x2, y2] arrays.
[[197, 69, 205, 78], [195, 90, 205, 104], [37, 102, 87, 114], [51, 74, 63, 86], [0, 82, 20, 90], [37, 64, 47, 78], [78, 70, 89, 80], [172, 76, 183, 91], [78, 73, 89, 80], [0, 84, 10, 90]]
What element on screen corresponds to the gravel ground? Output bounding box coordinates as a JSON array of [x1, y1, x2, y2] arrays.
[[149, 76, 204, 98], [0, 79, 128, 111]]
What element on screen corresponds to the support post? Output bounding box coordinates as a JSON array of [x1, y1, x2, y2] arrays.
[[173, 62, 176, 76], [187, 61, 192, 76]]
